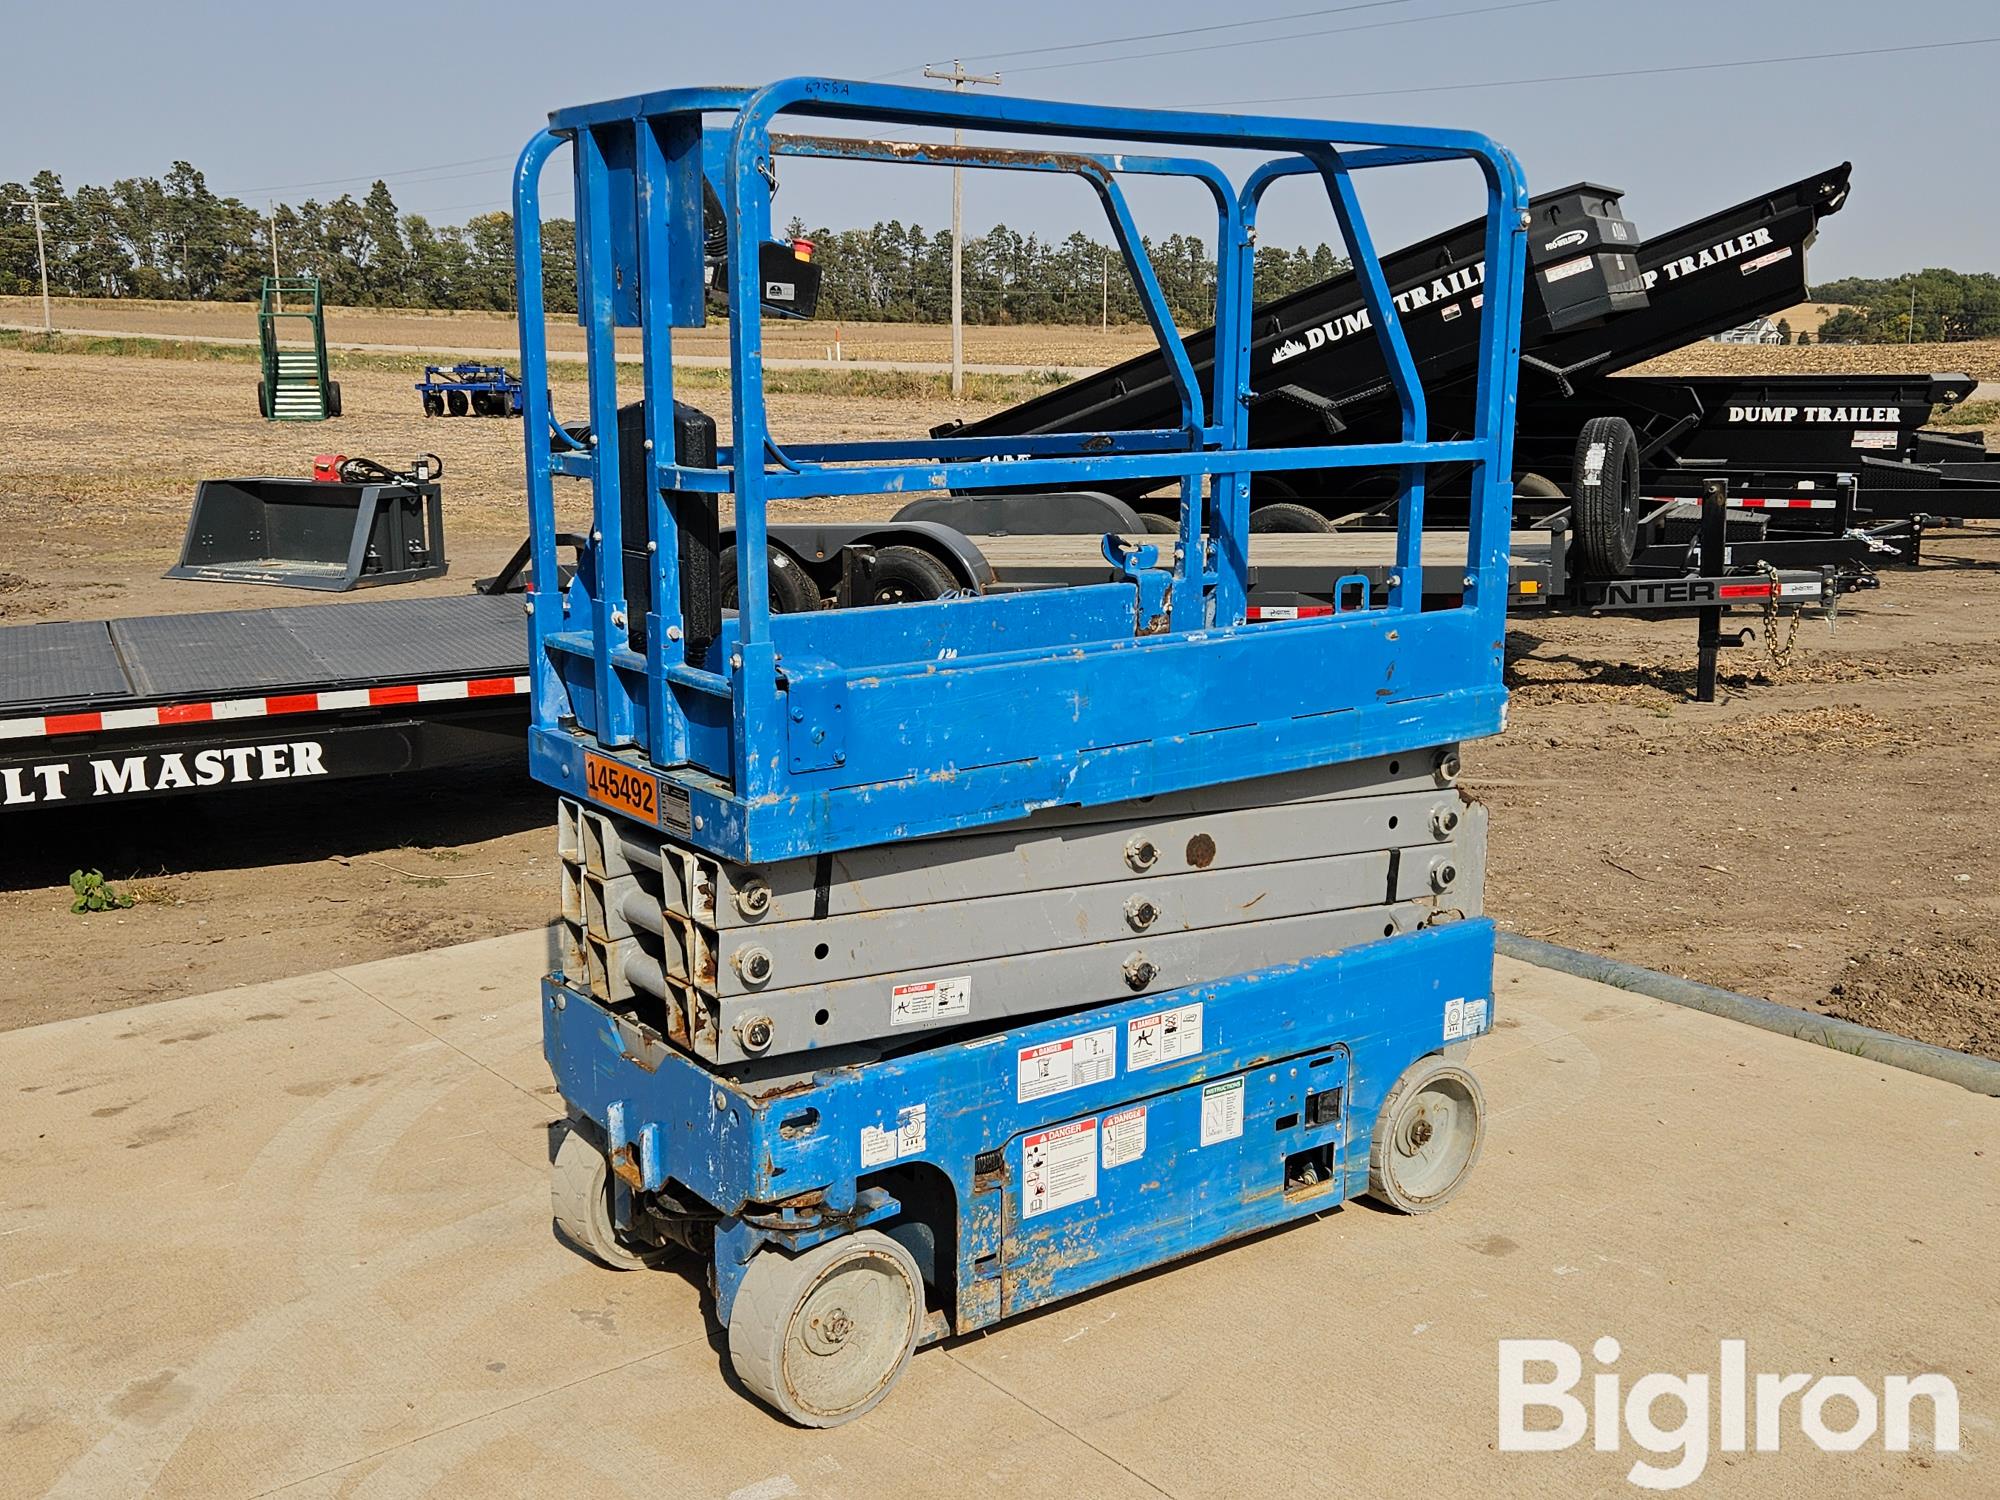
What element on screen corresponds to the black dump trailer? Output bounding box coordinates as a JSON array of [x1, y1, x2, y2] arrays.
[[938, 165, 1852, 531], [934, 180, 1652, 516]]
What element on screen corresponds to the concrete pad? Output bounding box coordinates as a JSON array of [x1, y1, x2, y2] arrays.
[[1, 941, 1993, 1498]]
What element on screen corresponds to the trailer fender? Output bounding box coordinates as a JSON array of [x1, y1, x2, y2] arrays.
[[754, 521, 998, 596]]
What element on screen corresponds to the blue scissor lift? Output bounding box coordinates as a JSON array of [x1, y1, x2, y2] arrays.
[[516, 78, 1528, 1425]]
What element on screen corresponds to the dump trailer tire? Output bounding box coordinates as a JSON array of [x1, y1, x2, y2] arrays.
[[550, 1120, 655, 1271], [867, 545, 959, 605], [1364, 1054, 1486, 1214], [326, 381, 342, 418], [728, 1230, 924, 1427], [1250, 502, 1336, 534], [1570, 416, 1640, 579], [719, 544, 821, 615]]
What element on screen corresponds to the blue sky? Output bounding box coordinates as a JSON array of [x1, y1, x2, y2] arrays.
[[4, 0, 1995, 280]]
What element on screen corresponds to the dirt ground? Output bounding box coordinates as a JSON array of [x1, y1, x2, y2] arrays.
[[2, 346, 1998, 1063]]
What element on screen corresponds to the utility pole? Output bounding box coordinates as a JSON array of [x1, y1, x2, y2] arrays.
[[9, 196, 52, 333], [923, 59, 1001, 398], [1101, 247, 1109, 334], [269, 204, 282, 310]]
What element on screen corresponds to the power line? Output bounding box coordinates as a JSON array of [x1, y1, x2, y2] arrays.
[[222, 154, 515, 199], [1006, 0, 1564, 77], [871, 0, 1415, 78], [1188, 32, 2000, 107]]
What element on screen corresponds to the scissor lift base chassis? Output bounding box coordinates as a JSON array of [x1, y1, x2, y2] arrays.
[[544, 912, 1494, 1345]]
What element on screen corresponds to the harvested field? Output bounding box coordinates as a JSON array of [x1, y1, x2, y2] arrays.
[[2, 345, 1998, 1065], [0, 294, 1156, 370], [1633, 335, 2000, 382]]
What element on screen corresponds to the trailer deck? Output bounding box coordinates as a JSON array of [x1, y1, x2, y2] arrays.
[[973, 528, 1563, 605]]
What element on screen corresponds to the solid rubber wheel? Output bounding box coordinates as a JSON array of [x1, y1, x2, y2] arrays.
[[728, 1230, 924, 1427], [1365, 1055, 1486, 1214], [866, 545, 958, 605], [551, 1121, 652, 1270], [1249, 501, 1336, 533], [1569, 415, 1641, 579], [719, 545, 821, 615]]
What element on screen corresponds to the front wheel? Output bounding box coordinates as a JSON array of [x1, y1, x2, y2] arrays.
[[728, 1230, 924, 1427], [1364, 1055, 1486, 1214]]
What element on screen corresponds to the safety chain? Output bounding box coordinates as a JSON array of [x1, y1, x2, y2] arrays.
[[1757, 563, 1806, 671]]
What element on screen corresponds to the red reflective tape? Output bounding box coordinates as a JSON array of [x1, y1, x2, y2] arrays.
[[369, 684, 421, 706], [43, 711, 103, 736], [156, 701, 214, 725], [264, 693, 321, 715], [1718, 583, 1770, 599], [466, 676, 517, 698]]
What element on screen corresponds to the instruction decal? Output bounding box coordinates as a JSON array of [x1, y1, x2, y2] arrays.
[[1017, 1026, 1116, 1103], [1102, 1105, 1147, 1168], [1465, 997, 1489, 1035], [1023, 1117, 1098, 1218], [1126, 1002, 1203, 1071], [860, 1103, 927, 1168], [1199, 1077, 1245, 1147], [890, 975, 971, 1027]]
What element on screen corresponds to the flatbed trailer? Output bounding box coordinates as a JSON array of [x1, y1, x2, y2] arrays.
[[0, 595, 526, 812]]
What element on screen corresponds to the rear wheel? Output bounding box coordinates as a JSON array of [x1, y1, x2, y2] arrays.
[[867, 545, 959, 605], [1365, 1055, 1487, 1214], [1570, 416, 1641, 579], [1249, 502, 1336, 534], [551, 1121, 657, 1270]]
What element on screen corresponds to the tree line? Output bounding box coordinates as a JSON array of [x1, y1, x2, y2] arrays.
[[785, 217, 1349, 325], [1807, 270, 2000, 343], [0, 161, 1346, 326]]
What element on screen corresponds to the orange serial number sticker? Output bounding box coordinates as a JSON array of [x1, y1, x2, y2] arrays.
[[584, 751, 659, 824]]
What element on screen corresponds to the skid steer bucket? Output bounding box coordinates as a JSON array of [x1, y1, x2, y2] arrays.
[[166, 477, 447, 591]]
